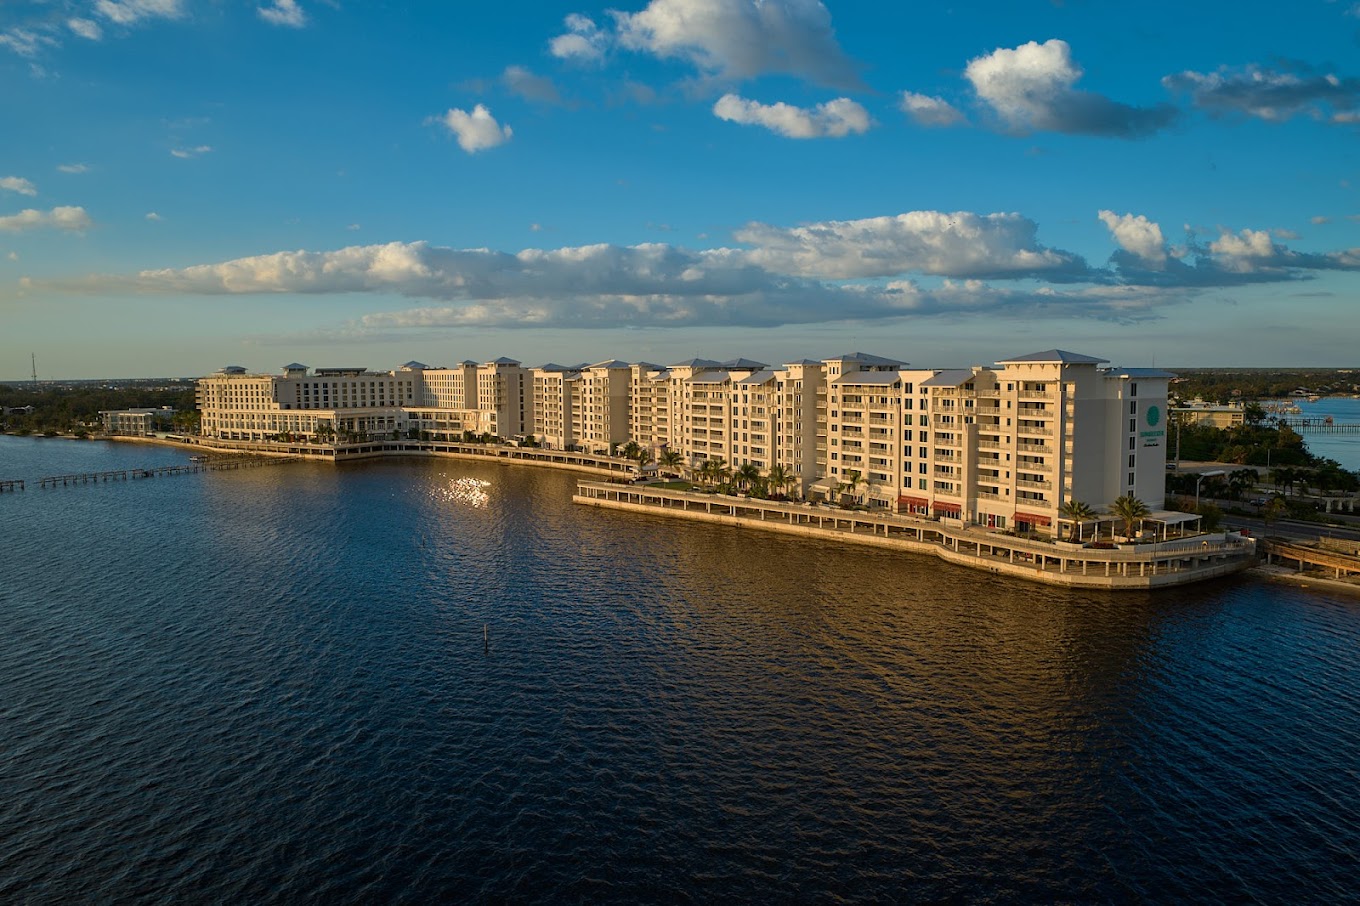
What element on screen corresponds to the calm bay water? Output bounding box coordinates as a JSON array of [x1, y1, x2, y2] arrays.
[[2, 436, 1359, 902]]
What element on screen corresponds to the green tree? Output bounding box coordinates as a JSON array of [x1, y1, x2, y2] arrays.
[[658, 449, 683, 477], [1059, 498, 1096, 542], [1110, 494, 1150, 540], [765, 464, 794, 499], [838, 469, 865, 506], [734, 462, 762, 494], [1262, 494, 1288, 535]]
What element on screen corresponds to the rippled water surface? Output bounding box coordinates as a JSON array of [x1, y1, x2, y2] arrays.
[[2, 436, 1358, 902]]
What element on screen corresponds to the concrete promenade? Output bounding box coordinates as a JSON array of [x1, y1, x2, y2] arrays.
[[574, 481, 1259, 591]]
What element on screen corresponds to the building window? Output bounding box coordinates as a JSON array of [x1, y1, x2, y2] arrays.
[[1128, 454, 1136, 468], [1131, 383, 1138, 397], [1129, 418, 1136, 432], [1128, 472, 1136, 486], [1129, 401, 1137, 415]]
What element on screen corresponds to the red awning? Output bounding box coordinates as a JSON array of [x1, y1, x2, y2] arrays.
[[1015, 512, 1052, 526], [898, 495, 928, 507], [933, 501, 961, 515]]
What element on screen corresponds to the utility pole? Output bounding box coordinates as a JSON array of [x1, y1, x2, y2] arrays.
[[30, 353, 38, 388]]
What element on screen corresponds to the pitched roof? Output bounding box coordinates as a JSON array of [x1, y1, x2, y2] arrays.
[[689, 371, 733, 384], [995, 349, 1107, 365], [719, 357, 767, 369], [736, 369, 778, 385], [400, 360, 428, 370], [283, 362, 307, 371], [827, 351, 906, 367], [669, 357, 723, 368], [487, 356, 521, 366], [921, 369, 974, 387], [588, 359, 632, 369]]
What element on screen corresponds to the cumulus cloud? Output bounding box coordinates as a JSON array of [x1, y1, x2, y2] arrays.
[[502, 66, 563, 105], [965, 39, 1176, 138], [95, 0, 184, 26], [68, 18, 104, 40], [58, 163, 90, 174], [258, 0, 306, 28], [0, 206, 92, 232], [899, 92, 964, 127], [550, 13, 607, 62], [713, 94, 870, 138], [1098, 210, 1167, 268], [170, 145, 213, 158], [611, 0, 860, 88], [1, 177, 38, 196], [1311, 216, 1330, 225], [0, 27, 58, 57], [430, 105, 513, 153], [1162, 62, 1360, 123], [734, 211, 1087, 280], [146, 211, 162, 221]]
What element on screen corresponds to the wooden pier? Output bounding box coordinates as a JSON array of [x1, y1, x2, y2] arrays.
[[35, 455, 295, 490], [1278, 418, 1360, 434], [0, 479, 23, 493]]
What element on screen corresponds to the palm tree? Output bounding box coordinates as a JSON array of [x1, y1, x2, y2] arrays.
[[658, 449, 683, 478], [1110, 494, 1150, 540], [1059, 499, 1096, 542], [838, 469, 865, 506], [765, 464, 793, 499], [621, 440, 641, 463], [735, 462, 762, 494], [709, 457, 731, 489], [1262, 494, 1288, 535]]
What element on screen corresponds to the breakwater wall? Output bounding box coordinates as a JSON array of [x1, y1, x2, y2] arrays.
[[573, 481, 1258, 591]]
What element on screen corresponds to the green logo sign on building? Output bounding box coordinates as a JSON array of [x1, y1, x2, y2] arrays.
[[1146, 405, 1161, 427]]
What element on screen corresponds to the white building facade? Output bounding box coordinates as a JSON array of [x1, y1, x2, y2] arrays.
[[197, 348, 1171, 534]]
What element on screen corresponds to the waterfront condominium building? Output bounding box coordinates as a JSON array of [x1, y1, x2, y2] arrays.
[[196, 347, 1171, 535]]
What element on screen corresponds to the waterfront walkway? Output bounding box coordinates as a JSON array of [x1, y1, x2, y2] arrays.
[[574, 481, 1258, 591]]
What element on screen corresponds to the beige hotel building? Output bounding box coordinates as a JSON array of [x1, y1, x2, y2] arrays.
[[197, 348, 1172, 533]]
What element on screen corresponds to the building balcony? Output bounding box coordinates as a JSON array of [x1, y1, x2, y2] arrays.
[[1017, 424, 1053, 437], [1019, 390, 1054, 400], [1017, 478, 1053, 490]]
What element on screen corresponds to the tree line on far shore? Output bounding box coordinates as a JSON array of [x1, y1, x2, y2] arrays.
[[0, 384, 198, 436]]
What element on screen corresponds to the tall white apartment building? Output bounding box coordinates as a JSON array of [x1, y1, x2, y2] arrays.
[[196, 346, 1171, 535]]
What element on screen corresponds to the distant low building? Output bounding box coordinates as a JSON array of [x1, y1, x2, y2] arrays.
[[1171, 403, 1244, 429], [100, 407, 176, 435]]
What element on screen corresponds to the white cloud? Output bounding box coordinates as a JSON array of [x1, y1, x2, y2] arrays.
[[713, 94, 870, 138], [258, 0, 306, 28], [965, 39, 1175, 137], [430, 105, 512, 153], [1098, 210, 1167, 268], [68, 18, 104, 40], [1163, 63, 1360, 124], [1208, 228, 1284, 272], [6, 251, 17, 261], [58, 163, 90, 174], [0, 177, 38, 197], [347, 223, 361, 231], [550, 14, 607, 62], [0, 27, 58, 57], [0, 206, 93, 232], [170, 145, 213, 158], [146, 211, 162, 221], [735, 211, 1086, 279], [95, 0, 183, 26], [899, 92, 964, 127], [611, 0, 860, 88]]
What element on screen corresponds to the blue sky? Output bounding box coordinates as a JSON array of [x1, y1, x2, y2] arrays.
[[2, 0, 1358, 379]]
